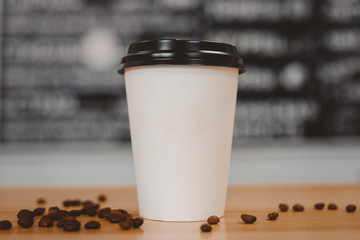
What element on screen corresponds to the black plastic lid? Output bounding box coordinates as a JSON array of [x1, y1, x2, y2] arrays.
[[118, 39, 245, 74]]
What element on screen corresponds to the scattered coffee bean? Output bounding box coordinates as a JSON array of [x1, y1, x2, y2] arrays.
[[207, 215, 220, 225], [241, 214, 257, 224], [56, 216, 76, 228], [104, 212, 112, 221], [109, 213, 125, 223], [17, 218, 34, 228], [17, 209, 34, 219], [48, 207, 62, 220], [81, 203, 100, 215], [293, 204, 304, 212], [132, 218, 144, 228], [64, 216, 76, 221], [200, 223, 212, 232], [279, 203, 289, 212], [86, 208, 97, 217], [346, 204, 356, 213], [328, 203, 338, 210], [70, 210, 82, 217], [48, 209, 69, 220], [103, 212, 111, 220], [48, 207, 60, 214], [314, 203, 325, 210], [48, 212, 61, 220], [98, 194, 106, 202], [124, 213, 133, 221], [117, 209, 128, 214], [119, 220, 132, 230], [97, 207, 111, 218], [37, 198, 46, 204], [110, 209, 122, 215], [57, 219, 67, 228], [58, 210, 70, 218], [268, 212, 279, 220], [63, 220, 81, 232], [85, 221, 101, 229], [63, 199, 81, 207], [33, 207, 45, 216], [82, 200, 95, 207], [38, 216, 53, 228], [0, 220, 12, 230], [63, 200, 72, 207]]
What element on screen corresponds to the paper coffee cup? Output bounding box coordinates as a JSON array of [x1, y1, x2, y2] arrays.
[[119, 39, 245, 221]]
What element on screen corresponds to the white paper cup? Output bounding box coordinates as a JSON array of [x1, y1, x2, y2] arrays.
[[119, 39, 245, 221]]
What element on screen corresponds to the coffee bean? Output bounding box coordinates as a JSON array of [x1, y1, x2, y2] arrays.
[[346, 204, 356, 213], [328, 203, 338, 210], [17, 209, 34, 219], [63, 199, 81, 207], [98, 194, 106, 202], [104, 212, 112, 220], [82, 200, 95, 207], [63, 220, 81, 232], [0, 220, 12, 230], [73, 200, 82, 206], [85, 220, 101, 229], [56, 216, 76, 228], [38, 216, 53, 227], [33, 207, 45, 216], [124, 213, 133, 221], [132, 218, 144, 228], [106, 210, 125, 221], [97, 207, 111, 218], [63, 200, 72, 207], [207, 215, 220, 225], [267, 212, 279, 220], [48, 207, 60, 214], [117, 209, 128, 214], [293, 204, 304, 212], [17, 218, 34, 228], [241, 214, 257, 224], [59, 210, 70, 218], [119, 220, 132, 230], [279, 203, 289, 212], [109, 213, 125, 223], [64, 216, 76, 221], [81, 203, 100, 215], [37, 198, 46, 204], [200, 223, 212, 232], [70, 210, 82, 217], [314, 203, 325, 210], [57, 219, 67, 228], [48, 207, 61, 220], [48, 209, 69, 220], [48, 212, 61, 220], [103, 212, 111, 220], [86, 208, 97, 217]]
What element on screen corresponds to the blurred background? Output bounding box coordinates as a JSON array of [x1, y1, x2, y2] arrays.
[[0, 0, 360, 185]]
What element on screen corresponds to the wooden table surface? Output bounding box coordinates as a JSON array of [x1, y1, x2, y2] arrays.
[[1, 185, 360, 240]]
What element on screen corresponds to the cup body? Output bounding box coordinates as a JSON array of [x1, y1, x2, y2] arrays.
[[125, 65, 239, 221]]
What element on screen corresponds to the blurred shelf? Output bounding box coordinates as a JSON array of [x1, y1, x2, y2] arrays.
[[0, 138, 360, 186]]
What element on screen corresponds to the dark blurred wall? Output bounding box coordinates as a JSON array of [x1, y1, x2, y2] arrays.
[[0, 0, 359, 142]]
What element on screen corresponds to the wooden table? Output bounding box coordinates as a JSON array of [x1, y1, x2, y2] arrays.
[[1, 185, 360, 239]]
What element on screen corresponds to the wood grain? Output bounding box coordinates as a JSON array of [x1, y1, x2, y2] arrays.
[[1, 185, 360, 240]]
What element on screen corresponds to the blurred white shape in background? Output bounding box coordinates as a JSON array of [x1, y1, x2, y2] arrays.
[[80, 27, 121, 72], [280, 62, 307, 91]]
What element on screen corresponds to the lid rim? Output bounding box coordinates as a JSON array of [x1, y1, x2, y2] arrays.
[[119, 39, 245, 75], [118, 63, 246, 74]]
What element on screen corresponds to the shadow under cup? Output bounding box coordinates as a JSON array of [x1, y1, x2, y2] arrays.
[[119, 39, 245, 221]]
